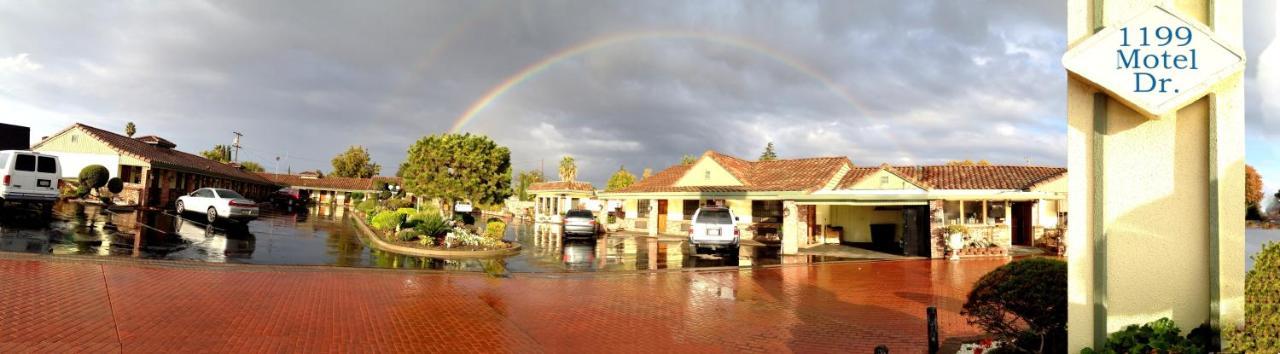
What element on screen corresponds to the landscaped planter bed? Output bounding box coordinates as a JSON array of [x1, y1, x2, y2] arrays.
[[353, 210, 520, 258]]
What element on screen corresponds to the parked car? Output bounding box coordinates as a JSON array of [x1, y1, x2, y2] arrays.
[[689, 207, 741, 253], [562, 209, 599, 239], [0, 150, 60, 216], [268, 187, 303, 208], [176, 187, 259, 223]]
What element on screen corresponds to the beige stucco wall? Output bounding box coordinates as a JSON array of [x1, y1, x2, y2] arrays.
[[845, 169, 923, 190], [1067, 0, 1244, 349], [1031, 175, 1068, 193], [674, 157, 743, 187]]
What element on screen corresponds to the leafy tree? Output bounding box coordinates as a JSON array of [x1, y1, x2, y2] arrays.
[[200, 145, 233, 163], [78, 165, 110, 197], [642, 168, 652, 179], [759, 142, 778, 161], [125, 122, 136, 138], [331, 145, 382, 178], [399, 133, 512, 214], [1247, 165, 1264, 219], [962, 258, 1067, 353], [371, 180, 392, 200], [238, 161, 265, 173], [514, 169, 545, 201], [558, 156, 577, 182], [946, 159, 992, 166], [606, 166, 636, 191], [1225, 241, 1280, 352], [680, 154, 697, 165]]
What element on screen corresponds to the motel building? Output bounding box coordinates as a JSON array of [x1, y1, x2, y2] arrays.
[[527, 181, 599, 223], [258, 172, 401, 206], [31, 123, 279, 209], [596, 151, 1068, 257]]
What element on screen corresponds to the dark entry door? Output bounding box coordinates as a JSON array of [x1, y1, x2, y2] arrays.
[[902, 206, 932, 257], [1011, 202, 1034, 246]]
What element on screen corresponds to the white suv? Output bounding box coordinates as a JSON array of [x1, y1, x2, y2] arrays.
[[0, 150, 61, 216], [688, 207, 741, 253]]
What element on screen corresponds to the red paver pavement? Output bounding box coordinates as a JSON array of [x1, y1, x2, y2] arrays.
[[0, 255, 1012, 353]]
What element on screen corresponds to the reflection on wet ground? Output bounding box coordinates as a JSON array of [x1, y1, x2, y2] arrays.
[[0, 202, 847, 274]]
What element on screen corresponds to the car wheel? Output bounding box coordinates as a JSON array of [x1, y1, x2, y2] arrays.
[[207, 207, 218, 223], [176, 201, 185, 215]]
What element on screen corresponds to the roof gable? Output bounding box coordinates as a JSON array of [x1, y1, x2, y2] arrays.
[[842, 167, 928, 191], [674, 154, 745, 187]]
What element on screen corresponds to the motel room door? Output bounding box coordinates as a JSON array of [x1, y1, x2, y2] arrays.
[[1011, 202, 1034, 246], [657, 200, 669, 233], [902, 206, 932, 257]]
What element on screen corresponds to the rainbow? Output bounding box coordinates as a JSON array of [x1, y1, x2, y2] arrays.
[[449, 30, 876, 133]]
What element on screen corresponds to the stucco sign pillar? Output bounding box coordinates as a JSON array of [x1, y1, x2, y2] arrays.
[[1064, 0, 1244, 350]]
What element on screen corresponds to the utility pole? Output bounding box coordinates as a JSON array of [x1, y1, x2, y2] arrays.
[[232, 131, 243, 163]]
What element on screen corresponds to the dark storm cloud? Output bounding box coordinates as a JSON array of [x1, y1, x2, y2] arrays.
[[1, 0, 1068, 185]]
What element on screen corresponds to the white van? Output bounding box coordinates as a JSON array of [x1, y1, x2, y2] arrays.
[[0, 150, 61, 215]]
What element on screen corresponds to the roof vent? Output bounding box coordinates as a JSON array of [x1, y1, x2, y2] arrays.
[[134, 135, 176, 149]]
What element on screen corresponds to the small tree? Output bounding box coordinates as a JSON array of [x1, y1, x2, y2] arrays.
[[238, 161, 265, 173], [759, 142, 778, 161], [125, 122, 136, 138], [331, 145, 382, 178], [962, 258, 1067, 353], [399, 133, 512, 215], [200, 145, 233, 163], [946, 159, 993, 166], [514, 170, 545, 201], [606, 166, 636, 191], [558, 156, 577, 182], [106, 177, 124, 194], [680, 154, 697, 165], [77, 165, 110, 197], [1247, 165, 1264, 220], [642, 168, 653, 179]]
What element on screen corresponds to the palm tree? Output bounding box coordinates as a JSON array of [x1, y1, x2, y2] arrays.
[[559, 156, 577, 182]]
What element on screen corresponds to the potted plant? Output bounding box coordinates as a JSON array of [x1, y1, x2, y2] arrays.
[[946, 224, 969, 259]]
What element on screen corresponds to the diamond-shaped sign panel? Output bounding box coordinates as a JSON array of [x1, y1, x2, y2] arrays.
[[1062, 6, 1245, 118]]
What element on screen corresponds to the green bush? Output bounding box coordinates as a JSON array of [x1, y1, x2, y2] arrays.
[[1225, 241, 1280, 352], [962, 258, 1066, 353], [78, 165, 110, 190], [484, 221, 506, 241], [412, 213, 451, 237], [350, 192, 365, 202], [1082, 318, 1216, 354], [106, 177, 124, 194], [385, 198, 409, 210], [396, 229, 421, 242], [356, 199, 378, 213], [370, 210, 406, 231]]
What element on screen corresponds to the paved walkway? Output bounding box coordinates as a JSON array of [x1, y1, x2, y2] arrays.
[[0, 254, 1012, 353]]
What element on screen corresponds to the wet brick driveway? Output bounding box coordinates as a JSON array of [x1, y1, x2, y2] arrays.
[[0, 254, 1011, 353]]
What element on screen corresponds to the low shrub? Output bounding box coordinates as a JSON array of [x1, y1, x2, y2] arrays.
[[1224, 241, 1280, 352], [355, 199, 378, 213], [106, 177, 124, 194], [370, 210, 406, 231], [484, 221, 506, 241], [1082, 318, 1216, 354], [418, 236, 434, 246], [350, 192, 365, 202], [444, 227, 502, 249], [396, 229, 421, 242], [962, 258, 1066, 353], [385, 198, 409, 210]]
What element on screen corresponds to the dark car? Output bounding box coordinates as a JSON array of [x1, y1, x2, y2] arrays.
[[268, 188, 303, 208], [562, 209, 598, 239]]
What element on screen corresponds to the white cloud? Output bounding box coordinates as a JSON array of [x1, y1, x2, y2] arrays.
[[0, 53, 42, 73]]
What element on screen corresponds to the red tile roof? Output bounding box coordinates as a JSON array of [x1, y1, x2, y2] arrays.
[[609, 151, 1066, 194], [611, 151, 851, 193], [838, 165, 1066, 190], [258, 172, 392, 191], [528, 181, 595, 192], [37, 124, 276, 186]]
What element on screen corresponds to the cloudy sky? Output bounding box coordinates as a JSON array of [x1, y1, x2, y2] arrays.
[[0, 1, 1274, 189]]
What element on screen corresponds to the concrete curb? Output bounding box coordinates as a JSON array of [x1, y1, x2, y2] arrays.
[[352, 211, 521, 259]]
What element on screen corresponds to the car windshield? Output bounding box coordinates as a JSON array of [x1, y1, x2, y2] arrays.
[[566, 210, 593, 218], [214, 189, 244, 199], [695, 209, 733, 225]]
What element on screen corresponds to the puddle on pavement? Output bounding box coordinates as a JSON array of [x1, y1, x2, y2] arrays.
[[0, 202, 846, 275]]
